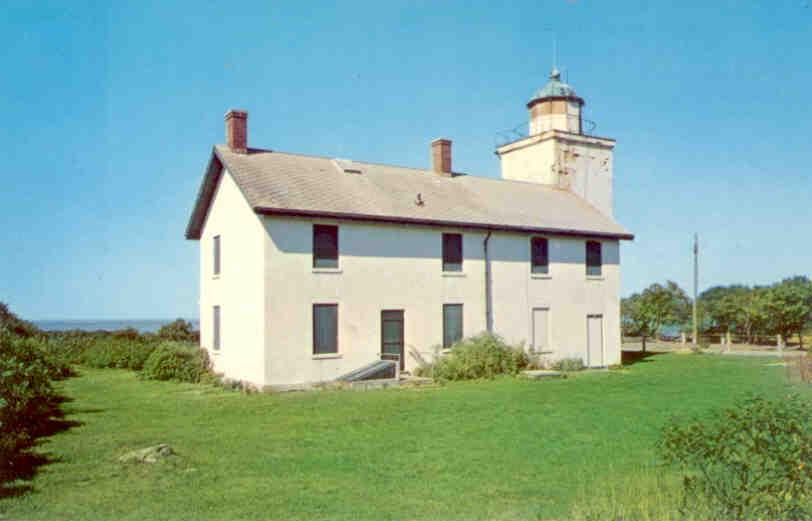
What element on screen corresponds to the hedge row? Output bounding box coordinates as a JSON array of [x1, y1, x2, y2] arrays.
[[40, 334, 211, 384], [34, 318, 207, 383], [0, 330, 72, 483]]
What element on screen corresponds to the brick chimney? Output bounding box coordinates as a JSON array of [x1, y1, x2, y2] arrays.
[[225, 109, 248, 153], [431, 138, 452, 175]]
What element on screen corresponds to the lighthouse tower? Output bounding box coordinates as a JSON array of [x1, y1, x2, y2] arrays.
[[496, 67, 616, 217]]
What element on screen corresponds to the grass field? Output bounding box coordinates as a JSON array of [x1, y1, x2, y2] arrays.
[[0, 353, 802, 521]]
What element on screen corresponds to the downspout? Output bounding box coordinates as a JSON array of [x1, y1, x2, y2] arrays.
[[483, 231, 493, 333]]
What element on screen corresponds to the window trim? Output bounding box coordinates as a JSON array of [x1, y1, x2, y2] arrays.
[[213, 235, 221, 277], [212, 305, 221, 351], [530, 236, 550, 275], [442, 303, 464, 349], [312, 303, 339, 355], [586, 240, 602, 277], [312, 224, 339, 270], [442, 233, 463, 272]]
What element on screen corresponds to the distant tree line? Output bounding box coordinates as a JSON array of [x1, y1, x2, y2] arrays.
[[622, 276, 812, 350]]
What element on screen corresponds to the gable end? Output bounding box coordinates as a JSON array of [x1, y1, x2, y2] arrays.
[[185, 150, 224, 240]]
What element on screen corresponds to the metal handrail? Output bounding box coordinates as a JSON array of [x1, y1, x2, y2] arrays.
[[495, 117, 599, 148]]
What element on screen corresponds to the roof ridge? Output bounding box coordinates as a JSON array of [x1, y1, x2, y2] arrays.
[[215, 143, 586, 194], [216, 144, 437, 175]]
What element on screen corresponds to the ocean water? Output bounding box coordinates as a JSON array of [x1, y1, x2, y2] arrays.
[[34, 319, 199, 334]]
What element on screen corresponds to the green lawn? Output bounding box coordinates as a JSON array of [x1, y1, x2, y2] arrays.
[[0, 353, 801, 521]]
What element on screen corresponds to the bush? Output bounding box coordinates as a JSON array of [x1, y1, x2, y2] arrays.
[[157, 319, 199, 343], [552, 357, 585, 372], [40, 331, 97, 366], [0, 331, 65, 482], [111, 327, 141, 340], [660, 394, 812, 521], [141, 342, 211, 383], [0, 302, 40, 338], [77, 337, 157, 371], [427, 333, 529, 381]]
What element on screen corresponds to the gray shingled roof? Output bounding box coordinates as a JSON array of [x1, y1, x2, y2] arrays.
[[185, 145, 633, 240]]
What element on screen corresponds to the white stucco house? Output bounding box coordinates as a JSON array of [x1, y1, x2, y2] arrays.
[[186, 69, 633, 390]]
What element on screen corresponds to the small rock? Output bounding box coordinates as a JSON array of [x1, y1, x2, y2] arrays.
[[118, 443, 174, 464]]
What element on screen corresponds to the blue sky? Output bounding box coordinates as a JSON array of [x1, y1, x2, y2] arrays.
[[1, 1, 810, 320]]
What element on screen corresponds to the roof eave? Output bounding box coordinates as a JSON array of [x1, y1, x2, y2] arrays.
[[184, 148, 224, 240], [253, 206, 634, 241]]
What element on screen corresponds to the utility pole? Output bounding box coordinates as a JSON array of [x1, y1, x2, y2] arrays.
[[693, 233, 699, 345]]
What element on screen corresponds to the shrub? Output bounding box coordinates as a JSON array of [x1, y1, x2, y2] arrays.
[[157, 319, 199, 343], [427, 333, 529, 381], [79, 340, 125, 368], [0, 302, 40, 338], [114, 342, 157, 371], [40, 331, 102, 367], [141, 342, 211, 383], [111, 327, 141, 340], [552, 357, 585, 372], [660, 394, 812, 521], [63, 335, 158, 371], [0, 331, 64, 482]]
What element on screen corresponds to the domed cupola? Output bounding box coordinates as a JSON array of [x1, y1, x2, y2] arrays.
[[527, 68, 584, 135]]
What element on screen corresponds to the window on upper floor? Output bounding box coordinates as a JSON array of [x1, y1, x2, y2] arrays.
[[313, 224, 339, 269], [586, 240, 602, 277], [443, 304, 463, 348], [531, 237, 549, 275], [213, 235, 221, 276], [313, 304, 338, 355], [442, 233, 463, 272]]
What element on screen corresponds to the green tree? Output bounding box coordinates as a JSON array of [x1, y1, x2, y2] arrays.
[[699, 285, 753, 340], [622, 281, 691, 352], [741, 287, 771, 343], [762, 277, 812, 348]]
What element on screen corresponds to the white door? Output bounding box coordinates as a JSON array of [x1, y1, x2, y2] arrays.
[[587, 315, 604, 367], [532, 308, 550, 353]]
